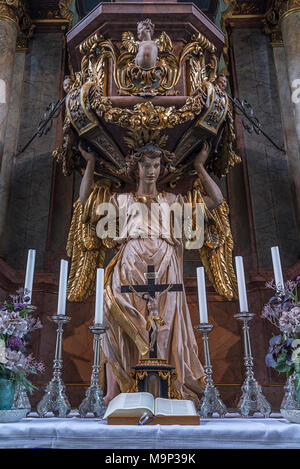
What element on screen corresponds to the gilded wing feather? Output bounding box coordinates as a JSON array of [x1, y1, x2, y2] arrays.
[[122, 31, 139, 55], [66, 184, 112, 302], [191, 179, 238, 300], [155, 31, 173, 53]]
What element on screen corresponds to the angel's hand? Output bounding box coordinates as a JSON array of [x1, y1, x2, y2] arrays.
[[194, 141, 211, 172], [78, 140, 97, 163]]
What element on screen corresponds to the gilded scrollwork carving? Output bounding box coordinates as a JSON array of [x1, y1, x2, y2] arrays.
[[53, 19, 240, 183], [76, 20, 219, 99]]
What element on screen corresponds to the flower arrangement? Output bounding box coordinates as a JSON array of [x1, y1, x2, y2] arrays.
[[262, 277, 300, 391], [0, 288, 44, 393]]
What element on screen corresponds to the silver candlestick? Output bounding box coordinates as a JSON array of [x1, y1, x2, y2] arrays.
[[235, 312, 271, 418], [195, 324, 227, 418], [37, 315, 71, 418], [78, 324, 108, 418]]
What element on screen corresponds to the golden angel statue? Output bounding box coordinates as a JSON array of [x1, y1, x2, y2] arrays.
[[66, 136, 238, 406]]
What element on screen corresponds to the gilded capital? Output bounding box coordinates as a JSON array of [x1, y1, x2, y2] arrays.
[[0, 0, 25, 27], [278, 0, 300, 22], [264, 0, 300, 45]]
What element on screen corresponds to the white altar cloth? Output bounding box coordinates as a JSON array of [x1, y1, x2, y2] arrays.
[[0, 412, 300, 449]]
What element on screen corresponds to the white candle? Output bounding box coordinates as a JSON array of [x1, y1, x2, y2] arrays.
[[57, 260, 68, 315], [24, 249, 36, 304], [95, 268, 105, 324], [235, 256, 249, 312], [271, 246, 284, 291], [197, 267, 208, 323]]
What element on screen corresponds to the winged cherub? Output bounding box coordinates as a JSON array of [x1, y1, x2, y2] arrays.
[[122, 18, 173, 70]]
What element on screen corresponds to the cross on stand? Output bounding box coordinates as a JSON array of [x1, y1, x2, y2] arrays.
[[121, 265, 183, 358]]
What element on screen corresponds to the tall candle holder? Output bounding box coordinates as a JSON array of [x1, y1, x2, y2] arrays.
[[235, 312, 271, 418], [195, 324, 227, 418], [78, 324, 108, 418], [37, 315, 71, 418]]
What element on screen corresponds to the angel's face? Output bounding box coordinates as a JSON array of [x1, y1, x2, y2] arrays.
[[138, 155, 161, 184], [63, 76, 73, 94], [216, 75, 227, 91]]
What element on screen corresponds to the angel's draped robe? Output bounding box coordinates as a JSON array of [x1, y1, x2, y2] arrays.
[[101, 191, 207, 403]]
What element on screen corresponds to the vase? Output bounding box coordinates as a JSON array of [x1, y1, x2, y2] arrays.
[[280, 372, 300, 423], [280, 372, 300, 410], [12, 383, 31, 415], [0, 377, 16, 410]]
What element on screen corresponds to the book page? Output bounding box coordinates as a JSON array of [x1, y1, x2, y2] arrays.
[[103, 392, 154, 419], [155, 398, 197, 416]]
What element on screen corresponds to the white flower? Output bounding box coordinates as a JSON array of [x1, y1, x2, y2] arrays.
[[279, 308, 300, 334], [0, 311, 28, 337]]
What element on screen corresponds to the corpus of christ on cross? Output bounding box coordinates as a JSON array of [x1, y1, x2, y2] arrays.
[[121, 265, 183, 358]]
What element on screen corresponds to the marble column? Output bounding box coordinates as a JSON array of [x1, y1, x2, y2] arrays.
[[0, 50, 26, 250], [280, 10, 300, 152], [0, 12, 18, 167], [272, 44, 300, 232]]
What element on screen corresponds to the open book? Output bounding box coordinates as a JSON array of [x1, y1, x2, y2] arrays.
[[103, 392, 197, 420]]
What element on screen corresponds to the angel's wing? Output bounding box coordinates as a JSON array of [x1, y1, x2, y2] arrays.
[[191, 179, 238, 301], [155, 31, 173, 53], [122, 31, 139, 55], [66, 183, 114, 302]]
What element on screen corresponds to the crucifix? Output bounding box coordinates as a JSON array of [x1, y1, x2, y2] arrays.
[[121, 265, 183, 358]]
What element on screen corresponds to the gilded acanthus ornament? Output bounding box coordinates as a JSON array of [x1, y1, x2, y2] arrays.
[[58, 0, 74, 30], [264, 0, 300, 44], [223, 0, 261, 15], [0, 0, 26, 27], [53, 22, 240, 180], [16, 1, 34, 51], [77, 19, 218, 98]]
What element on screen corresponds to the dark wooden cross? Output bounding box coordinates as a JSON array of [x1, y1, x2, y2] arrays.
[[121, 265, 183, 358], [121, 265, 183, 298]]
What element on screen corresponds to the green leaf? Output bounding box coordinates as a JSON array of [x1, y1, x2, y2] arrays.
[[274, 361, 289, 373], [277, 352, 287, 364], [287, 365, 295, 377]]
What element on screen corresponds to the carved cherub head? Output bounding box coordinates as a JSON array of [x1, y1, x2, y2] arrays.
[[137, 18, 155, 41], [215, 73, 228, 91], [63, 75, 74, 94]]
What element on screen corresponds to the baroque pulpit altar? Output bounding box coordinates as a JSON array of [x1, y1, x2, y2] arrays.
[[51, 0, 243, 410]]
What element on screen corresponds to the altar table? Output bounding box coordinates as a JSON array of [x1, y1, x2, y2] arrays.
[[0, 412, 300, 449]]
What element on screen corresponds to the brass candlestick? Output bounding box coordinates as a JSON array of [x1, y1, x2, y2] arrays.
[[78, 323, 108, 418], [37, 315, 71, 418]]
